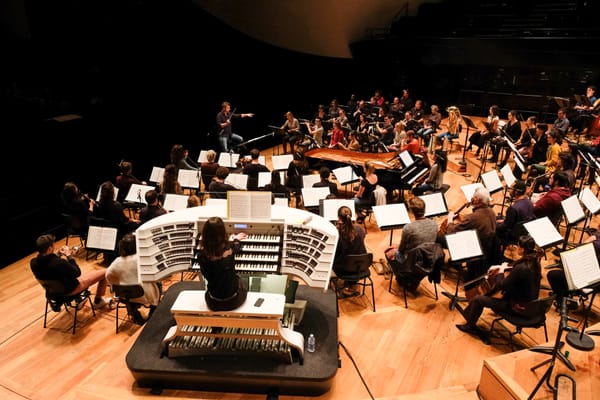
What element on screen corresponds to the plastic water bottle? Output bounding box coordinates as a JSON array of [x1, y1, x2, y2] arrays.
[[307, 333, 316, 353]]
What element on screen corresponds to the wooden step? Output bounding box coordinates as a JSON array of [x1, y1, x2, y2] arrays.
[[375, 385, 479, 400]]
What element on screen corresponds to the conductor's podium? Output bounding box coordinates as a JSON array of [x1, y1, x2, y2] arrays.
[[162, 290, 304, 363], [127, 281, 339, 396]]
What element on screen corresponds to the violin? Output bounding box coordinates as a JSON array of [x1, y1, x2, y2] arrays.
[[438, 202, 470, 236]]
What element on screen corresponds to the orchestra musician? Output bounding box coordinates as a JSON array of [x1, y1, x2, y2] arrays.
[[469, 105, 501, 160], [572, 85, 598, 134], [281, 111, 302, 154], [456, 234, 542, 340], [384, 197, 439, 293], [412, 149, 447, 196], [442, 186, 498, 280], [436, 106, 463, 149], [304, 117, 324, 148], [61, 181, 96, 239]]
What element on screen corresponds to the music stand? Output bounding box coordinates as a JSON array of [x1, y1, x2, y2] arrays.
[[458, 116, 478, 174], [441, 229, 484, 312], [372, 203, 411, 245], [268, 125, 285, 155]]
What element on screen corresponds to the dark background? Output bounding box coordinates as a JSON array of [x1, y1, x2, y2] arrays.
[[2, 0, 599, 267]]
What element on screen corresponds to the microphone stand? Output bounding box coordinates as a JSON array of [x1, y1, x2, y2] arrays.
[[528, 296, 577, 400]]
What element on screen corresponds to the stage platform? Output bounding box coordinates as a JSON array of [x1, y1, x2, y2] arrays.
[[126, 281, 339, 396], [479, 322, 600, 400]]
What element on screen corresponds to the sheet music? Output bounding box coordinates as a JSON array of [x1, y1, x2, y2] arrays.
[[372, 203, 411, 230], [163, 194, 189, 211], [258, 171, 285, 188], [302, 174, 322, 189], [239, 155, 266, 166], [561, 195, 585, 225], [460, 182, 484, 203], [149, 166, 164, 183], [580, 187, 600, 214], [588, 152, 600, 170], [125, 184, 155, 204], [445, 230, 483, 262], [197, 150, 209, 163], [481, 170, 503, 193], [398, 150, 414, 168], [95, 186, 119, 202], [332, 165, 360, 185], [301, 187, 330, 207], [271, 154, 294, 170], [177, 169, 200, 188], [320, 198, 356, 221], [86, 226, 118, 251], [227, 191, 272, 220], [418, 192, 449, 217], [224, 173, 248, 190], [500, 164, 516, 189], [217, 152, 240, 168], [560, 243, 600, 291], [504, 139, 525, 163], [513, 155, 526, 172], [523, 217, 563, 248]]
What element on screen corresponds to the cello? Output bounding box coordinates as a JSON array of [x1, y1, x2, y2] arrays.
[[438, 202, 470, 236]]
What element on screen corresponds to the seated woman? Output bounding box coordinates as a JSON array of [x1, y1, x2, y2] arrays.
[[195, 217, 248, 311], [354, 161, 378, 222], [456, 234, 542, 337], [412, 149, 447, 196], [106, 233, 161, 324], [333, 206, 367, 296]]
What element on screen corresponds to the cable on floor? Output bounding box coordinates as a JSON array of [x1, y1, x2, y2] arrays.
[[338, 341, 375, 400]]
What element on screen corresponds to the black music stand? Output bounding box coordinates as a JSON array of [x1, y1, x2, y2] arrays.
[[457, 116, 478, 174], [268, 125, 284, 155], [441, 230, 484, 313]]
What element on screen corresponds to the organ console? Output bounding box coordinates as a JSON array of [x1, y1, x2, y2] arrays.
[[129, 205, 340, 395]]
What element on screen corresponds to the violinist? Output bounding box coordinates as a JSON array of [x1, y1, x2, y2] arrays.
[[445, 186, 497, 280], [515, 116, 536, 159], [496, 180, 535, 247], [456, 235, 542, 338]]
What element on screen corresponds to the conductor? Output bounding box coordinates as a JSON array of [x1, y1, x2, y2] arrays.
[[216, 101, 254, 153]]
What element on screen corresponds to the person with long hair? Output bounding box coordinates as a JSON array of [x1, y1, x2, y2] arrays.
[[333, 206, 367, 295], [195, 217, 248, 311], [412, 149, 447, 195], [456, 234, 542, 337]]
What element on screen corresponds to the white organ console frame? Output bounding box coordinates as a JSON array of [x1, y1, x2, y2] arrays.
[[136, 204, 339, 291]]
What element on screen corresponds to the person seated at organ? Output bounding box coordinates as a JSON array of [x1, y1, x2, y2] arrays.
[[208, 167, 239, 199], [195, 216, 248, 311]]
